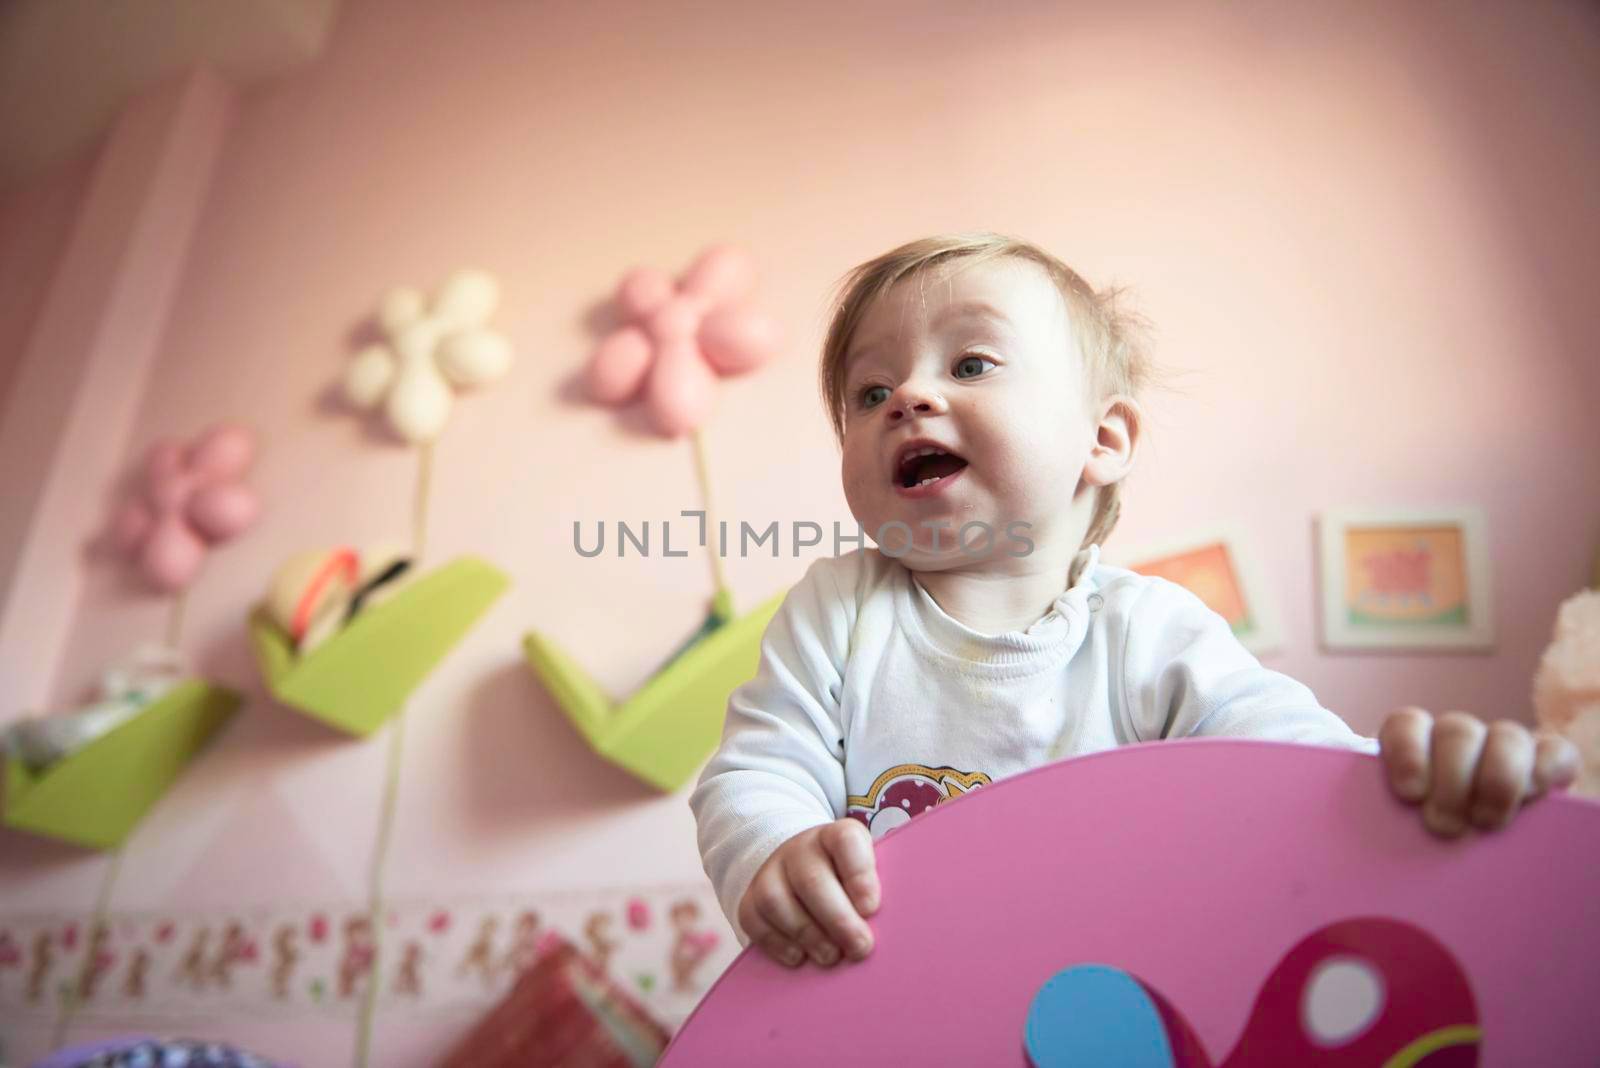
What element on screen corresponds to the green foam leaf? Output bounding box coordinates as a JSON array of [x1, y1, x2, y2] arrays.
[[524, 590, 785, 792], [4, 679, 239, 849], [249, 556, 509, 736]]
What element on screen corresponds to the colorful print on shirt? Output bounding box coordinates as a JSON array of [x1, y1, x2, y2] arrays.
[[846, 764, 992, 840]]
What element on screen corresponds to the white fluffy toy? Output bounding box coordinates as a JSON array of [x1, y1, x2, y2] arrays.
[[1533, 584, 1600, 797]]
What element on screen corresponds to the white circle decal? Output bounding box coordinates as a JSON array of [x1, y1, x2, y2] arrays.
[[1302, 957, 1385, 1047]]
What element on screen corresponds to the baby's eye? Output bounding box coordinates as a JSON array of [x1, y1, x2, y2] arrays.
[[859, 385, 891, 409], [953, 354, 997, 380]]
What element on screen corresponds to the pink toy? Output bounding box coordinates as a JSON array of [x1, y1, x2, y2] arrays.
[[110, 423, 261, 593], [660, 740, 1600, 1066], [586, 245, 780, 437]]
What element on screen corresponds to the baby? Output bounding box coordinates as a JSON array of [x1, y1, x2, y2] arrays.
[[689, 233, 1578, 970]]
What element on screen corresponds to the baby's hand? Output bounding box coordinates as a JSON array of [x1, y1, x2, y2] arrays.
[[738, 818, 879, 969], [1378, 708, 1579, 836]]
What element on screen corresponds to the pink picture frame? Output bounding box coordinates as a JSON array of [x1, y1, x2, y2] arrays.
[[1318, 508, 1494, 651], [1110, 527, 1284, 655]]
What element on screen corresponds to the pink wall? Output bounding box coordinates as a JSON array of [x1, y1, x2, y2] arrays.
[[0, 150, 95, 418], [2, 0, 1597, 1063], [0, 69, 235, 721]]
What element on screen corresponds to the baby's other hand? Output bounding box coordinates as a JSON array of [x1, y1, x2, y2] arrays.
[[737, 818, 879, 969], [1378, 708, 1579, 837]]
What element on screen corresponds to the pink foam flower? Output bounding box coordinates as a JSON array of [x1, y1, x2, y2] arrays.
[[586, 245, 780, 438], [110, 423, 261, 593]]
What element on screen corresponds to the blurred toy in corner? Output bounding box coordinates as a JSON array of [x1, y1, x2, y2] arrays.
[[1533, 587, 1600, 797], [263, 543, 414, 655], [441, 931, 670, 1068], [2, 644, 187, 771]]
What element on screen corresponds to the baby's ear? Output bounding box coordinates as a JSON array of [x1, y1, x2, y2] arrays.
[[1082, 395, 1141, 488]]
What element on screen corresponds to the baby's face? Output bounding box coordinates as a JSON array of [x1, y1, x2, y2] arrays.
[[839, 257, 1098, 567]]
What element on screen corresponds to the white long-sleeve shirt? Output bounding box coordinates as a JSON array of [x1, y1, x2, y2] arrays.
[[690, 544, 1377, 938]]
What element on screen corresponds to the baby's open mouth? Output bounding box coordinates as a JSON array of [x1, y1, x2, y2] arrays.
[[895, 445, 968, 489]]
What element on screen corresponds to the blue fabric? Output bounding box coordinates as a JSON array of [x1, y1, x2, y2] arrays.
[[34, 1039, 281, 1068]]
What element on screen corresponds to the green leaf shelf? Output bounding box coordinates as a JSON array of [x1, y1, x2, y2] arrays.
[[4, 679, 239, 849], [524, 589, 785, 792], [248, 555, 510, 736]]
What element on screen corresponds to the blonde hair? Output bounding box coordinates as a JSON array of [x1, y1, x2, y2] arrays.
[[819, 232, 1154, 550]]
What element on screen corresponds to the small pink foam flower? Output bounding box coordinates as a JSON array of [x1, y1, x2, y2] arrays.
[[586, 245, 780, 438], [110, 423, 261, 593]]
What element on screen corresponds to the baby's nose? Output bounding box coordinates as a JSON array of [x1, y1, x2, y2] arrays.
[[888, 387, 947, 422]]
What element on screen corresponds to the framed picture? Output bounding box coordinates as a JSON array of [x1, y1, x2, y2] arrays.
[[1317, 508, 1493, 650], [1109, 526, 1284, 655]]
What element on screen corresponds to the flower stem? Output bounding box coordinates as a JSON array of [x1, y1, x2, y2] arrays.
[[166, 591, 187, 649], [413, 442, 434, 562], [354, 711, 404, 1068], [689, 429, 730, 612]]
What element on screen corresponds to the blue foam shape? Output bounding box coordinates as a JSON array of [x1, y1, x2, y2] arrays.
[[1025, 964, 1176, 1068]]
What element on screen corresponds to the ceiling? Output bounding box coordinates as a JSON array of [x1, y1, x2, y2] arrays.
[[0, 0, 343, 192]]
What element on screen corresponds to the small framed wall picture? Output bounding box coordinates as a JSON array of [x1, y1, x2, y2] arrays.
[[1110, 527, 1284, 655], [1317, 507, 1494, 651]]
